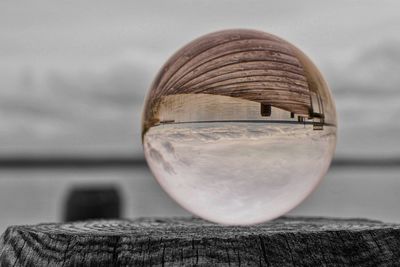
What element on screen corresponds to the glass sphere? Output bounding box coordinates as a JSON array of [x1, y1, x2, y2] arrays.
[[142, 29, 337, 225]]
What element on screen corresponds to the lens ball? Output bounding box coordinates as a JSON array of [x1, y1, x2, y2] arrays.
[[142, 29, 337, 225]]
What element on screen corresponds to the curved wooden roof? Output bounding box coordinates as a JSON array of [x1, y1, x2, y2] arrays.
[[143, 29, 313, 132]]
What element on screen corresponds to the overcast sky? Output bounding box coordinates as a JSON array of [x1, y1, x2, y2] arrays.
[[0, 0, 399, 158]]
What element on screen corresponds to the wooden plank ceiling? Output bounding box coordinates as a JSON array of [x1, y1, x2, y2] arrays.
[[149, 29, 311, 117]]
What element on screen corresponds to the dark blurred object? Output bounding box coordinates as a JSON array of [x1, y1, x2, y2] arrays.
[[64, 185, 121, 222]]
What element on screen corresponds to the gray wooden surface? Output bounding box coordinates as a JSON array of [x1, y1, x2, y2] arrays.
[[1, 216, 400, 266]]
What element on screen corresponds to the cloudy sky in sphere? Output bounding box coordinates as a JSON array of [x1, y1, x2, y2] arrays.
[[0, 0, 399, 158]]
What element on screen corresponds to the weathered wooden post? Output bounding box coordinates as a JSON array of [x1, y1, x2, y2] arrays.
[[1, 216, 400, 266]]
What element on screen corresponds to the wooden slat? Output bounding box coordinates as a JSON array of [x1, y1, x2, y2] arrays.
[[188, 73, 309, 90], [195, 80, 309, 93]]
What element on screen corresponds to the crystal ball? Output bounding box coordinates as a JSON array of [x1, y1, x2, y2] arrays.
[[142, 29, 337, 225]]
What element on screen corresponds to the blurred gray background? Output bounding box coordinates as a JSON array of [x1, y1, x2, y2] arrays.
[[0, 0, 399, 231]]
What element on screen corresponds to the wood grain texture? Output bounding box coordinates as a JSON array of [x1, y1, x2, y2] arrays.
[[142, 29, 324, 134], [2, 216, 400, 266]]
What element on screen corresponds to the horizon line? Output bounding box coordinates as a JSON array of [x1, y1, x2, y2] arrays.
[[0, 156, 397, 169]]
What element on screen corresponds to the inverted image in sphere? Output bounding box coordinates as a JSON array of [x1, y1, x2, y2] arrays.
[[142, 29, 337, 225]]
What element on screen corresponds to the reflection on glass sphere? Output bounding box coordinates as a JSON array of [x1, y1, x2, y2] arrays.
[[142, 29, 337, 225]]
